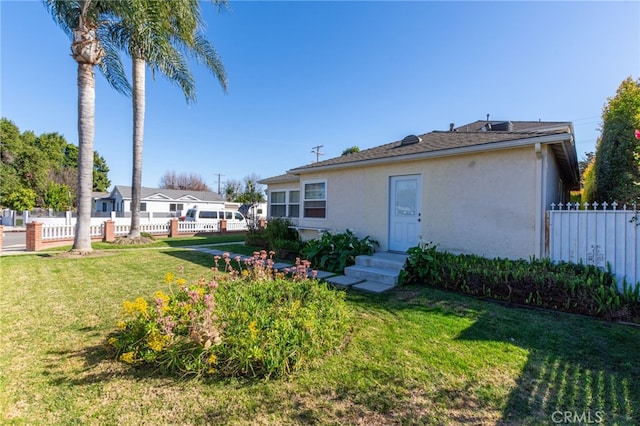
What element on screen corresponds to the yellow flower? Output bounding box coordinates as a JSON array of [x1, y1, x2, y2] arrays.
[[154, 290, 171, 314], [164, 272, 175, 284], [119, 351, 136, 364], [147, 331, 169, 352], [207, 354, 217, 365], [122, 297, 148, 317], [176, 278, 187, 286], [248, 320, 258, 338], [108, 337, 118, 347], [116, 321, 127, 330]]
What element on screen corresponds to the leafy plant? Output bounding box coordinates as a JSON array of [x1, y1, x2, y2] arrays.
[[109, 253, 350, 378], [398, 242, 438, 284], [263, 217, 300, 249], [301, 229, 379, 273], [400, 245, 640, 321]]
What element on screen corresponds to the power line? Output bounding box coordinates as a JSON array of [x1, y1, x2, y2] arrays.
[[213, 173, 224, 195], [311, 145, 324, 163]]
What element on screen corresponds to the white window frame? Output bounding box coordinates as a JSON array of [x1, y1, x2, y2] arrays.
[[302, 180, 327, 219], [269, 191, 287, 218], [287, 190, 300, 218]]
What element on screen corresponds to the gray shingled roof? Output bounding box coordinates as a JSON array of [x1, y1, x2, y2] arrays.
[[288, 122, 573, 173], [258, 173, 300, 185], [111, 186, 224, 202], [454, 120, 571, 132]]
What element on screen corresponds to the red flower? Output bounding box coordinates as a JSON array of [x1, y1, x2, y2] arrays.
[[635, 129, 640, 140]]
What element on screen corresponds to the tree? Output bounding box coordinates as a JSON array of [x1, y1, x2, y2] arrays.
[[44, 0, 130, 253], [223, 179, 243, 201], [3, 188, 37, 211], [93, 151, 111, 191], [590, 77, 640, 204], [582, 158, 596, 205], [159, 170, 211, 191], [0, 117, 111, 210], [341, 146, 360, 155], [237, 174, 265, 228], [44, 182, 72, 211], [105, 0, 227, 239]]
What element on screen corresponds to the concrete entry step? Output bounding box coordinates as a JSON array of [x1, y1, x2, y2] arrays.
[[352, 280, 396, 293], [324, 275, 365, 289]]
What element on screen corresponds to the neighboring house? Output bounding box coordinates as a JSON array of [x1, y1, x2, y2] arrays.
[[260, 120, 580, 260], [93, 185, 240, 217]]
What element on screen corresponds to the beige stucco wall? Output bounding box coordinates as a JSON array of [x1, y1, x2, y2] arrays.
[[268, 144, 569, 260]]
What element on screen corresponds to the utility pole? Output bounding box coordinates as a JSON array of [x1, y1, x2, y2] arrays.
[[311, 145, 324, 163], [213, 173, 224, 195]]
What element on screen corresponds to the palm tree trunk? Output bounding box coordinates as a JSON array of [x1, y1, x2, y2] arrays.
[[128, 57, 145, 239], [72, 62, 96, 253]]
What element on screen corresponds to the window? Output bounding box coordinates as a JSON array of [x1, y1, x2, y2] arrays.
[[199, 211, 218, 219], [270, 190, 301, 218], [288, 190, 300, 218], [303, 182, 326, 218], [101, 202, 107, 212], [169, 203, 184, 212], [140, 203, 147, 212], [270, 191, 286, 217]]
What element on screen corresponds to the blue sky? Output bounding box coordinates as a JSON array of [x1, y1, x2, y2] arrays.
[[1, 1, 639, 191]]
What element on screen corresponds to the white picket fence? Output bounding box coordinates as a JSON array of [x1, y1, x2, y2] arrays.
[[42, 224, 103, 240], [113, 222, 172, 236], [39, 219, 247, 242], [547, 202, 639, 289]]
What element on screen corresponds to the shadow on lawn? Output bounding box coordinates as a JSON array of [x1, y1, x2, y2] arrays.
[[457, 310, 639, 425], [348, 286, 640, 425]]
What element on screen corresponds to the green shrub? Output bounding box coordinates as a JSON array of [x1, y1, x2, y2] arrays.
[[245, 227, 268, 247], [301, 229, 379, 273], [264, 218, 300, 249], [109, 253, 350, 378], [400, 245, 640, 321], [245, 218, 302, 255]]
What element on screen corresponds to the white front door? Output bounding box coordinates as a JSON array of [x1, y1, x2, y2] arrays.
[[389, 175, 421, 252]]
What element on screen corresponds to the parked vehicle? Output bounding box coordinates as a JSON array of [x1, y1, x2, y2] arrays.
[[184, 208, 245, 223]]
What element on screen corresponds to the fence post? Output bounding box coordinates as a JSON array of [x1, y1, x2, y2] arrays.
[[22, 210, 29, 225], [103, 220, 115, 242], [220, 219, 227, 234], [26, 222, 42, 252], [544, 211, 550, 257], [169, 218, 179, 237], [0, 225, 3, 252]]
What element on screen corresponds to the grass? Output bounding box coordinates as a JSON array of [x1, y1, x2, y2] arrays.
[[41, 233, 247, 252], [1, 247, 639, 425]]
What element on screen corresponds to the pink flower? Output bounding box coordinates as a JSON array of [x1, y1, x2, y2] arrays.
[[635, 129, 640, 140]]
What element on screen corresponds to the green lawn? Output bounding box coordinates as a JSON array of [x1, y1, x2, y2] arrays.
[[1, 247, 638, 425]]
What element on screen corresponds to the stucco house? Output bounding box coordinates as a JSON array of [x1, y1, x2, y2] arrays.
[[260, 120, 580, 260], [93, 185, 239, 217]]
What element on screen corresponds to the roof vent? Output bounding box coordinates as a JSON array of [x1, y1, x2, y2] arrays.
[[490, 121, 514, 131], [401, 135, 421, 146]]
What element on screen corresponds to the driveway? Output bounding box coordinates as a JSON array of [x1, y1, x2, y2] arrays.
[[2, 227, 26, 254]]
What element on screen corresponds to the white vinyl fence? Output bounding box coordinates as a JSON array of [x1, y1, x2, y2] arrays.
[[547, 202, 640, 290]]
